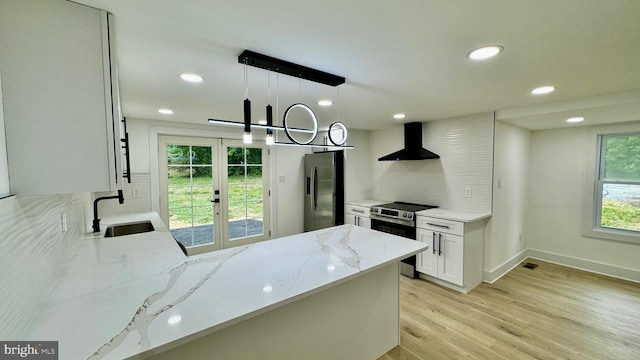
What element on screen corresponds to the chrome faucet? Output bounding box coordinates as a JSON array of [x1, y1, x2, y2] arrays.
[[92, 190, 124, 233]]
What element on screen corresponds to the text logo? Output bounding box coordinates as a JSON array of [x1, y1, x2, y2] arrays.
[[1, 342, 57, 359]]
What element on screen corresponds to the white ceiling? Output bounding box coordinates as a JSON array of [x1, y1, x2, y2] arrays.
[[73, 0, 640, 131]]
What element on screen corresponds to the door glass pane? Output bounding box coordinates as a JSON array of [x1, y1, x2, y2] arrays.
[[167, 144, 215, 248], [227, 147, 264, 240]]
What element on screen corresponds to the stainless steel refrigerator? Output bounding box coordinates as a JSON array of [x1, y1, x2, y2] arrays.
[[304, 150, 344, 232]]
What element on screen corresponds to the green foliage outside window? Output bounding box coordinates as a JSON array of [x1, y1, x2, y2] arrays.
[[600, 134, 640, 232], [603, 135, 640, 181]]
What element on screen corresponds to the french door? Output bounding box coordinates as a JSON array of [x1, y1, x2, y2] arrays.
[[158, 136, 270, 255]]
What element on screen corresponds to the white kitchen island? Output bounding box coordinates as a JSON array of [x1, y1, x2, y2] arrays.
[[23, 214, 427, 360]]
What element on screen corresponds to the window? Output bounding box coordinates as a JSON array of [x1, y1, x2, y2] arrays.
[[595, 133, 640, 234]]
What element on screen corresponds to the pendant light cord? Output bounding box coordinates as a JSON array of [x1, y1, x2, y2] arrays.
[[337, 86, 341, 121], [244, 60, 249, 99]]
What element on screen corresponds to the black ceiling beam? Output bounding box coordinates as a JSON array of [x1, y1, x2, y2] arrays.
[[238, 50, 346, 87]]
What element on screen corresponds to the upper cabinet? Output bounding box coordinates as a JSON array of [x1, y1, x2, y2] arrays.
[[0, 73, 10, 197], [0, 0, 123, 195]]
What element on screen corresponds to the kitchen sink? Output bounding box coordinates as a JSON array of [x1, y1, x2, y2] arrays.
[[104, 220, 155, 237]]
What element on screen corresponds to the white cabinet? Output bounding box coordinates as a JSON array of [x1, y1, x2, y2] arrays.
[[416, 215, 484, 293], [416, 228, 464, 286], [345, 204, 372, 228], [0, 0, 123, 195]]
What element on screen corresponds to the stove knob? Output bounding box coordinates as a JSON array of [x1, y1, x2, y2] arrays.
[[408, 214, 413, 219], [403, 213, 408, 218]]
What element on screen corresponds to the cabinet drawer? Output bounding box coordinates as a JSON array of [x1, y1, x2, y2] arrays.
[[345, 204, 370, 217], [417, 216, 464, 236]]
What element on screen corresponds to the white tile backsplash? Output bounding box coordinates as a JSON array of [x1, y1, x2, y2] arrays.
[[371, 113, 494, 213], [94, 173, 152, 217], [0, 193, 90, 339]]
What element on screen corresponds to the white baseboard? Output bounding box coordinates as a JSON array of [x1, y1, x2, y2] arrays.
[[483, 249, 529, 284], [527, 249, 640, 284]]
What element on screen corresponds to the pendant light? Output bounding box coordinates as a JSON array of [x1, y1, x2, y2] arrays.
[[265, 69, 274, 145], [242, 60, 252, 144], [208, 50, 353, 149]]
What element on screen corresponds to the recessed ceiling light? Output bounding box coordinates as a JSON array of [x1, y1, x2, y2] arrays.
[[467, 45, 504, 60], [158, 109, 174, 115], [566, 117, 584, 123], [179, 73, 204, 83], [393, 113, 406, 120], [531, 86, 556, 95], [317, 100, 333, 106]]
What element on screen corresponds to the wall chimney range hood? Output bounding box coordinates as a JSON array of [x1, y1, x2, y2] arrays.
[[378, 122, 439, 161]]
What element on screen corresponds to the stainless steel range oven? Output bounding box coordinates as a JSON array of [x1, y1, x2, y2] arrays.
[[370, 202, 437, 278]]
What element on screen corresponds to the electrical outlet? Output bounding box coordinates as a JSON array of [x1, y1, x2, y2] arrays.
[[377, 182, 382, 190], [278, 176, 286, 183], [132, 188, 141, 198], [465, 187, 472, 198]]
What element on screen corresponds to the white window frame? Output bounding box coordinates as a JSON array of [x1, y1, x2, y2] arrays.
[[582, 125, 640, 244]]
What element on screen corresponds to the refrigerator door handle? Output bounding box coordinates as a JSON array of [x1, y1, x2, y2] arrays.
[[313, 166, 318, 210]]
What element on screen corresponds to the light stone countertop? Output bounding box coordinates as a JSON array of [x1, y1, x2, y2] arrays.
[[23, 212, 427, 360], [416, 208, 492, 223], [345, 199, 388, 208]]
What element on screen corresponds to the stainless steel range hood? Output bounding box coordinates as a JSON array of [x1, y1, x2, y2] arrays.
[[378, 122, 439, 161]]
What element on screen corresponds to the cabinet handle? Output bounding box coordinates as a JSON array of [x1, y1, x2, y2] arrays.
[[351, 208, 365, 214], [120, 117, 131, 184], [432, 232, 436, 254], [357, 216, 360, 226], [427, 222, 450, 229], [438, 233, 443, 256]]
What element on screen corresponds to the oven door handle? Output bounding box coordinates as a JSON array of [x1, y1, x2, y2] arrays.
[[370, 213, 414, 227]]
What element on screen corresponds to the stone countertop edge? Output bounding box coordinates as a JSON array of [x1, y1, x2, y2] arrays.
[[345, 199, 388, 207], [416, 208, 492, 223]]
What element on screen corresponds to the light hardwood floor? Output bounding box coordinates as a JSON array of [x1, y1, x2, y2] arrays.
[[379, 259, 640, 360]]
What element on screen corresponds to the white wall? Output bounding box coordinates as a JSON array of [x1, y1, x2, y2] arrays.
[[0, 193, 90, 339], [272, 145, 306, 236], [485, 121, 530, 281], [526, 122, 640, 281], [344, 129, 372, 201], [370, 113, 494, 213]]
